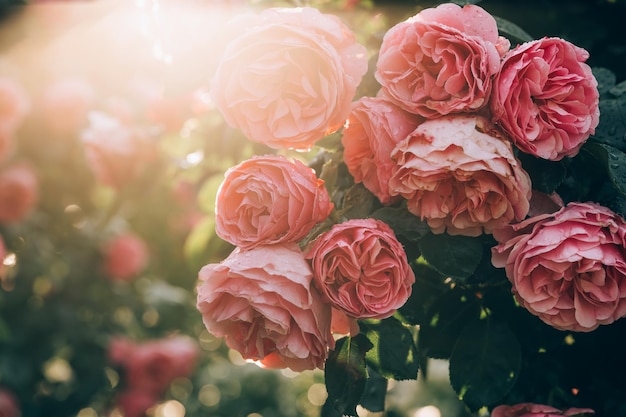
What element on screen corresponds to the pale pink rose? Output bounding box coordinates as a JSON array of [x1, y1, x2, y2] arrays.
[[197, 243, 333, 371], [81, 112, 158, 188], [491, 403, 594, 417], [492, 202, 626, 332], [114, 389, 159, 417], [0, 77, 29, 134], [306, 218, 415, 319], [102, 233, 149, 281], [210, 7, 367, 150], [0, 162, 38, 225], [342, 96, 423, 204], [215, 155, 333, 249], [389, 115, 531, 236], [41, 77, 95, 135], [0, 387, 20, 417], [330, 307, 359, 336], [375, 3, 508, 118], [490, 37, 599, 161]]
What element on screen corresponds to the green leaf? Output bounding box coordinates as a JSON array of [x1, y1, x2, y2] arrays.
[[493, 15, 533, 44], [592, 94, 626, 152], [359, 368, 387, 413], [371, 206, 430, 241], [517, 153, 566, 194], [449, 317, 522, 411], [593, 67, 616, 96], [340, 183, 376, 220], [324, 334, 373, 417], [397, 263, 448, 326], [418, 233, 483, 280], [361, 317, 419, 381], [197, 174, 224, 214], [584, 142, 626, 196]]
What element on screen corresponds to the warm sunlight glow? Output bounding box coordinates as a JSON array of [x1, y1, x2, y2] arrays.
[[413, 405, 441, 417], [155, 400, 185, 417]]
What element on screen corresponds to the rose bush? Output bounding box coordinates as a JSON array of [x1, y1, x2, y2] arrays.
[[491, 403, 594, 417], [196, 243, 333, 371], [375, 3, 509, 118], [215, 154, 333, 249], [492, 202, 626, 332], [102, 232, 150, 282], [0, 161, 38, 224], [490, 37, 600, 161], [306, 218, 415, 319], [210, 6, 367, 150], [388, 115, 532, 236]]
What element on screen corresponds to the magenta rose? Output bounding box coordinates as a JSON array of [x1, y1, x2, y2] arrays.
[[215, 155, 333, 249], [306, 218, 415, 319], [490, 37, 599, 161], [492, 403, 594, 417], [375, 3, 508, 118], [492, 202, 626, 332], [210, 7, 367, 150], [342, 96, 423, 204], [389, 115, 531, 236], [102, 233, 149, 282], [0, 162, 38, 225], [197, 243, 333, 371]]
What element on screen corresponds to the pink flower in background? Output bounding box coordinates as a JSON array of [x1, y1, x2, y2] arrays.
[[492, 202, 626, 332], [389, 115, 531, 236], [0, 387, 19, 417], [215, 155, 333, 249], [375, 3, 508, 118], [102, 233, 149, 281], [41, 77, 95, 136], [0, 162, 38, 225], [210, 7, 367, 150], [342, 96, 423, 204], [197, 243, 333, 371], [81, 112, 158, 188], [490, 37, 599, 160], [0, 77, 29, 134], [306, 218, 415, 319], [492, 403, 594, 417], [113, 389, 159, 417]]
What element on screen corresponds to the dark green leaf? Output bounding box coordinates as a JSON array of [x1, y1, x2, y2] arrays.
[[584, 142, 626, 196], [592, 94, 626, 152], [371, 206, 430, 241], [340, 183, 376, 220], [359, 368, 387, 413], [397, 263, 448, 326], [418, 233, 483, 280], [609, 80, 626, 97], [449, 317, 522, 411], [517, 153, 566, 194], [493, 15, 533, 44], [593, 67, 616, 96], [324, 334, 373, 417]]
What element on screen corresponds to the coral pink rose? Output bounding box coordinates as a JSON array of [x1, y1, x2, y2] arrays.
[[306, 218, 415, 319], [102, 233, 149, 281], [41, 77, 95, 136], [375, 3, 508, 118], [197, 243, 333, 371], [81, 112, 158, 188], [0, 77, 29, 134], [342, 96, 423, 204], [0, 162, 38, 224], [491, 403, 594, 417], [215, 155, 333, 249], [0, 387, 19, 417], [114, 389, 159, 417], [389, 115, 531, 236], [210, 7, 367, 150], [490, 37, 600, 161], [492, 202, 626, 332]]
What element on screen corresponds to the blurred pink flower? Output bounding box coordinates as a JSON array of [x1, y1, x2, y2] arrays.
[[197, 243, 333, 371], [492, 403, 594, 417], [41, 77, 95, 136], [0, 162, 38, 225], [306, 218, 415, 319], [0, 77, 29, 134], [210, 7, 367, 150], [490, 37, 599, 160], [0, 387, 19, 417], [113, 389, 159, 417], [102, 233, 149, 282], [492, 202, 626, 332]]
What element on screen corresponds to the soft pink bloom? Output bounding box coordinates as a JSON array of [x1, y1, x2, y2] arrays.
[[145, 92, 193, 133], [490, 37, 599, 160], [0, 387, 20, 417], [492, 202, 626, 332], [197, 243, 333, 371], [114, 389, 159, 417], [215, 155, 333, 249], [389, 115, 531, 236], [0, 77, 29, 134], [491, 403, 594, 417], [102, 233, 149, 281], [81, 112, 158, 188], [0, 162, 38, 225], [306, 218, 415, 319], [342, 96, 423, 204], [210, 7, 367, 150], [375, 3, 508, 118], [41, 77, 95, 136]]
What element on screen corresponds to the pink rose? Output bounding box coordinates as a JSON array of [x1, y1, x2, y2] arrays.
[[342, 96, 423, 205], [41, 77, 95, 136], [0, 387, 19, 417], [0, 162, 38, 225], [81, 112, 158, 188], [0, 77, 29, 134], [490, 37, 600, 161], [492, 403, 594, 417], [375, 3, 508, 118], [492, 202, 626, 332], [197, 243, 333, 371], [102, 233, 149, 281], [306, 218, 415, 319], [114, 389, 159, 417], [389, 115, 531, 236], [210, 7, 367, 150], [215, 155, 333, 249]]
